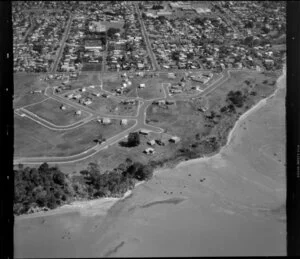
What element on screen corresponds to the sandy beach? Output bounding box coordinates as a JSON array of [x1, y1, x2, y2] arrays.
[[14, 67, 286, 257]]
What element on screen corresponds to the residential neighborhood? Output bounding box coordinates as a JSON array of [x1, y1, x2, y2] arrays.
[[12, 2, 287, 257]]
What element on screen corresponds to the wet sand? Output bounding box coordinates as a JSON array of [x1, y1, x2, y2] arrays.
[[14, 68, 286, 257]]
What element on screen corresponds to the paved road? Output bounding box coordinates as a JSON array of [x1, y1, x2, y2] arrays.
[[51, 12, 73, 73], [14, 68, 253, 165], [135, 3, 160, 71]]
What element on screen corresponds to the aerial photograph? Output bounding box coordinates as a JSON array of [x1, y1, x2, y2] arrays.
[[13, 1, 286, 257]]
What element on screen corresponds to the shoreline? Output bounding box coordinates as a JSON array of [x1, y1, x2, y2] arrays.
[[16, 180, 145, 220], [176, 64, 286, 169], [15, 66, 285, 220]]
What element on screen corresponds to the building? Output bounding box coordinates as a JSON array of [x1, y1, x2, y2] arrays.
[[84, 100, 92, 105], [99, 117, 111, 124], [144, 148, 155, 155], [60, 105, 66, 110], [147, 140, 156, 146], [139, 83, 146, 88], [76, 110, 82, 116], [139, 129, 151, 135], [155, 139, 165, 146], [93, 92, 101, 97], [169, 136, 181, 143], [166, 100, 175, 105], [120, 119, 128, 125]]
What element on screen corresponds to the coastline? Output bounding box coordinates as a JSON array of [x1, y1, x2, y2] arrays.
[[16, 181, 145, 220], [15, 66, 285, 221], [176, 64, 286, 169]]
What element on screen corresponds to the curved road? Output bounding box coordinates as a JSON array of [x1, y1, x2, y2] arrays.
[[14, 68, 253, 164]]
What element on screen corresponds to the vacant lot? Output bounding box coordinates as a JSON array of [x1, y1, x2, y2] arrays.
[[25, 98, 91, 126], [47, 73, 102, 94], [14, 116, 135, 157], [207, 71, 277, 111], [82, 63, 102, 72], [14, 74, 48, 108], [134, 78, 165, 100], [103, 75, 167, 100], [146, 100, 208, 140], [67, 89, 139, 116], [58, 131, 179, 174], [103, 76, 138, 98]]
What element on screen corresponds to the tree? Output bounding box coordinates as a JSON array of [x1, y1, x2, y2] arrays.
[[226, 90, 244, 108], [127, 132, 140, 147], [107, 27, 121, 38]]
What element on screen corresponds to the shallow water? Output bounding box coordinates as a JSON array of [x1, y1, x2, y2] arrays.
[[14, 71, 286, 257]]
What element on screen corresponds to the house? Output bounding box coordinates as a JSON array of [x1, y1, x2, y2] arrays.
[[147, 140, 156, 146], [155, 139, 165, 146], [99, 117, 111, 124], [166, 100, 175, 105], [120, 119, 128, 125], [93, 92, 101, 97], [60, 105, 66, 110], [139, 129, 151, 135], [264, 59, 274, 66], [169, 136, 181, 143], [168, 72, 176, 79], [75, 110, 82, 115], [158, 100, 166, 105], [89, 85, 95, 88], [81, 87, 86, 92], [144, 148, 155, 155], [73, 94, 82, 99], [139, 83, 146, 88], [84, 100, 92, 105]]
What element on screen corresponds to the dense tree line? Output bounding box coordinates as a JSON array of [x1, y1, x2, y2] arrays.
[[14, 159, 153, 215], [226, 90, 246, 108]]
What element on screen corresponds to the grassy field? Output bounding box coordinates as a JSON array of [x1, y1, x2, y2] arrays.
[[82, 63, 103, 72], [206, 70, 277, 111], [135, 78, 165, 99], [14, 73, 49, 108], [103, 77, 138, 98], [25, 98, 91, 126], [146, 100, 208, 140], [66, 89, 139, 116], [47, 73, 102, 94], [30, 70, 280, 176], [14, 116, 135, 157], [57, 131, 179, 174], [103, 74, 168, 100]]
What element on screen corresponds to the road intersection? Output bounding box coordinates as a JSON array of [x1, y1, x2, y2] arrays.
[[14, 68, 255, 165]]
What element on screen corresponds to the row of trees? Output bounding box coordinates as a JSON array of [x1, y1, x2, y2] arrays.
[[14, 158, 153, 215]]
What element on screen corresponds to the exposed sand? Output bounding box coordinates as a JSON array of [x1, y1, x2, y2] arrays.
[[14, 67, 286, 257]]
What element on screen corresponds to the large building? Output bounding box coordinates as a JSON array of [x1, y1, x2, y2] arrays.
[[89, 21, 106, 33]]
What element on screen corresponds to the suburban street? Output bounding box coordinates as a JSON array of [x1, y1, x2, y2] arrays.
[[135, 3, 160, 71], [51, 12, 73, 73], [14, 68, 237, 165]]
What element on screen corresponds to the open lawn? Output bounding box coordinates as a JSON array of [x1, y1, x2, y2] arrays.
[[207, 71, 277, 112], [66, 89, 138, 116], [58, 132, 179, 174], [47, 73, 102, 94], [25, 98, 91, 126], [103, 77, 138, 98], [103, 74, 167, 100], [14, 73, 48, 108], [82, 63, 103, 72], [146, 100, 208, 140], [135, 78, 165, 100], [14, 116, 135, 157]]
